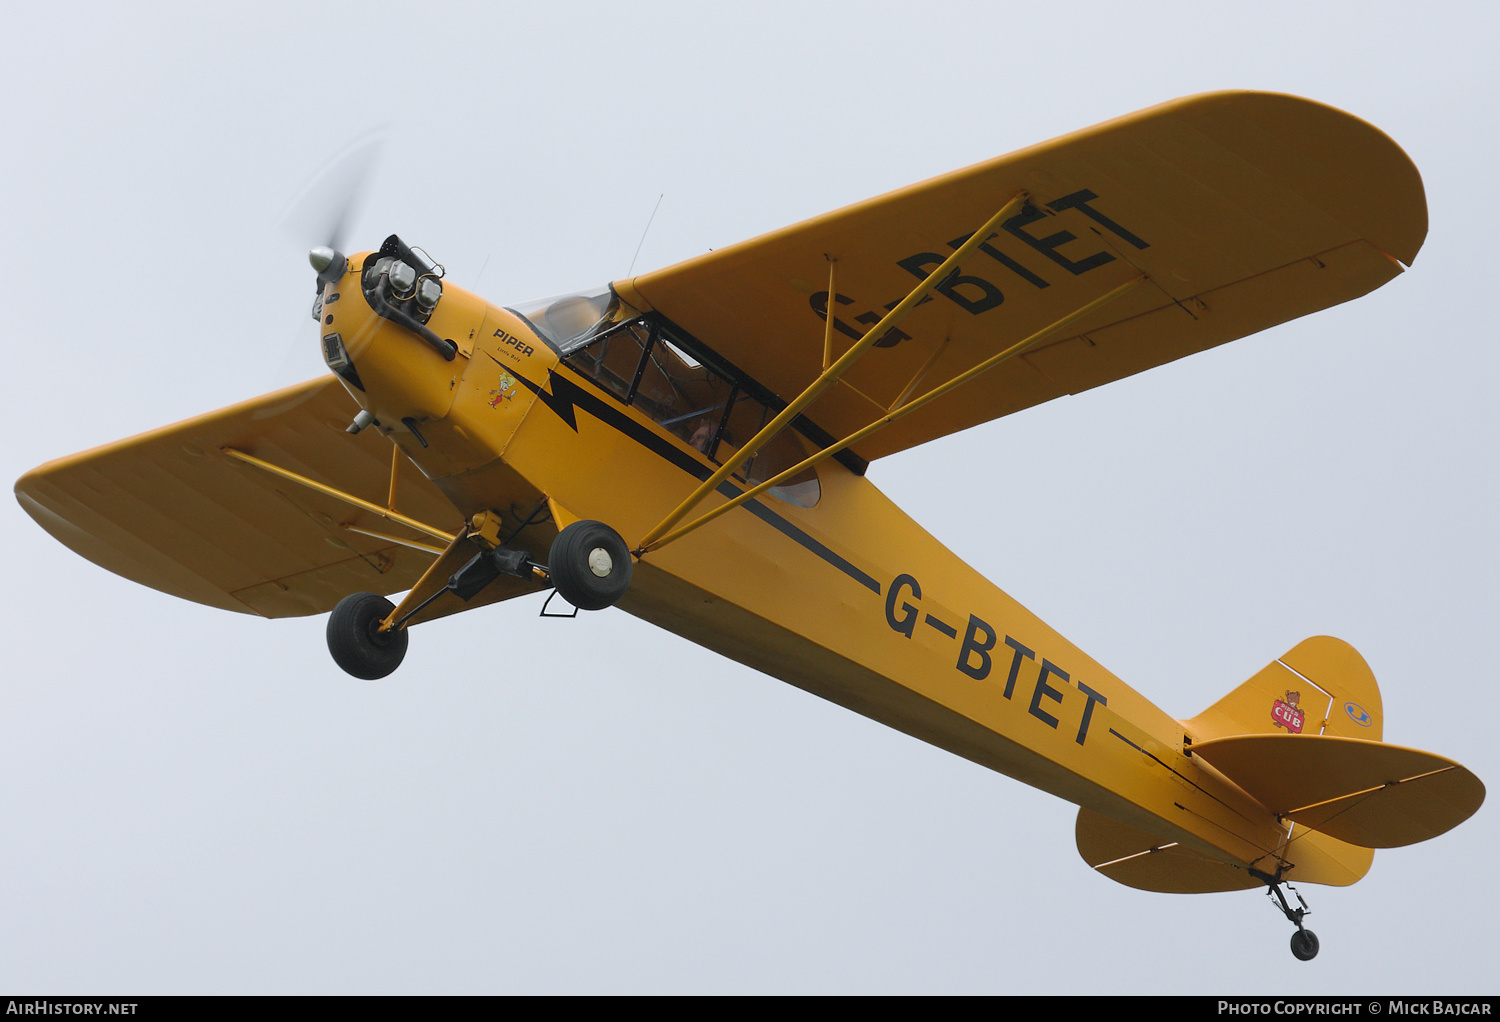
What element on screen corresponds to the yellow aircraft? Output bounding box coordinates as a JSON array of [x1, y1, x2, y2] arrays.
[[15, 91, 1482, 960]]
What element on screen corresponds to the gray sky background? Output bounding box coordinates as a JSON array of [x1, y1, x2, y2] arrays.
[[2, 0, 1496, 994]]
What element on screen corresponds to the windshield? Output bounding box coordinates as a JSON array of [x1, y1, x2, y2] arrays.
[[507, 285, 623, 352]]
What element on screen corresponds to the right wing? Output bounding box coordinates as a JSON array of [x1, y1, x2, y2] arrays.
[[617, 91, 1426, 463], [16, 377, 464, 618]]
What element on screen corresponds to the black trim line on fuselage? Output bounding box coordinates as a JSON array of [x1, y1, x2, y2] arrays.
[[1108, 727, 1259, 824], [632, 308, 869, 478], [512, 299, 869, 478], [501, 353, 881, 595]]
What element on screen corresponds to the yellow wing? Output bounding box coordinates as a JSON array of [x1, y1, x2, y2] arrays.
[[615, 91, 1426, 463], [15, 377, 463, 618]]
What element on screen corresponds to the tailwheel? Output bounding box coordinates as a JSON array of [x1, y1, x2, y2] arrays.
[[327, 591, 408, 679], [548, 520, 632, 611], [1253, 869, 1319, 961], [1290, 929, 1320, 961]]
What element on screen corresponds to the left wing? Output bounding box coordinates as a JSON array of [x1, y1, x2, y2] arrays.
[[16, 377, 463, 618]]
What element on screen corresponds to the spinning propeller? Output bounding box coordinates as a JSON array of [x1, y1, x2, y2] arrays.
[[285, 132, 384, 318]]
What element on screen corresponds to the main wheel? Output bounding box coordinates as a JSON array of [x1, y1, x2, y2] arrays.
[[326, 591, 408, 679], [1290, 929, 1320, 961], [548, 520, 632, 611]]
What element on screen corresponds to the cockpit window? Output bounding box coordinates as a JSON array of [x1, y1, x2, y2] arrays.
[[550, 296, 822, 508]]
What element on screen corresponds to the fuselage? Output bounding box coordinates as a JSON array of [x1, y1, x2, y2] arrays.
[[324, 248, 1289, 877]]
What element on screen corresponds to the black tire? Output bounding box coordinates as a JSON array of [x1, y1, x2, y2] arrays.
[[1290, 929, 1320, 961], [326, 591, 408, 679], [548, 520, 632, 611]]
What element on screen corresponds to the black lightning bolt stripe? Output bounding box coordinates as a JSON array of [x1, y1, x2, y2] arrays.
[[505, 358, 881, 594]]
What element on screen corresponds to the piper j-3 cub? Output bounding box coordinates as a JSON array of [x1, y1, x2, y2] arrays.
[[17, 92, 1482, 960]]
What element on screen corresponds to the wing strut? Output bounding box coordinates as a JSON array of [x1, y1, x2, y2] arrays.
[[822, 256, 838, 371], [637, 272, 1145, 554], [220, 446, 459, 545], [633, 191, 1032, 554]]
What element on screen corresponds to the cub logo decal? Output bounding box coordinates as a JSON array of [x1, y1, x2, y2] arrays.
[[1272, 691, 1305, 734]]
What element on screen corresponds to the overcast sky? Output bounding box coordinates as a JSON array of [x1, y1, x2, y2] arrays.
[[3, 0, 1496, 994]]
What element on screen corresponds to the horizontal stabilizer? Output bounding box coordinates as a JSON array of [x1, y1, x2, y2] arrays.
[[1078, 808, 1375, 892], [1075, 807, 1258, 893], [1193, 734, 1484, 848]]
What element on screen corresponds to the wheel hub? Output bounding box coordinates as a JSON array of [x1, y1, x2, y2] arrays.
[[588, 547, 613, 577]]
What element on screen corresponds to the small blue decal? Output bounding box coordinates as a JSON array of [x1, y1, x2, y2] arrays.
[[1344, 701, 1373, 727]]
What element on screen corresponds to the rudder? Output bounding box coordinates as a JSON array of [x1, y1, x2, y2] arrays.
[[1184, 636, 1383, 743]]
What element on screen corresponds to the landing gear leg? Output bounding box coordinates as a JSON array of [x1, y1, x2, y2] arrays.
[[1253, 868, 1319, 961]]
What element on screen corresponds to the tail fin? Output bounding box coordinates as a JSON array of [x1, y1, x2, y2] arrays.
[[1182, 635, 1481, 848], [1078, 637, 1482, 891], [1184, 636, 1383, 742]]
